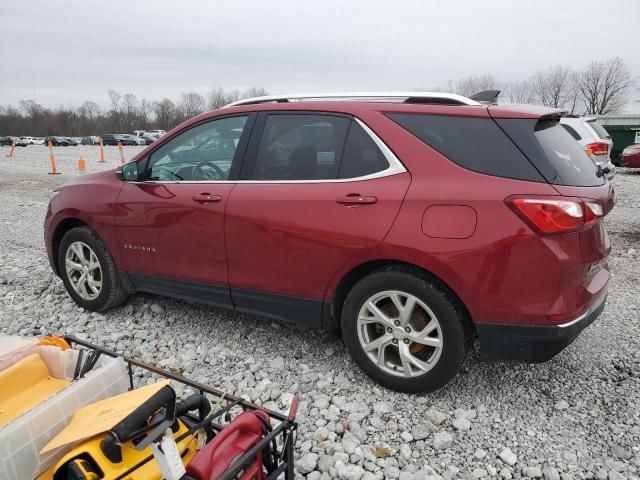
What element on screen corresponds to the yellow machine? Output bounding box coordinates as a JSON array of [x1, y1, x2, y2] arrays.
[[37, 420, 196, 480], [37, 382, 200, 480]]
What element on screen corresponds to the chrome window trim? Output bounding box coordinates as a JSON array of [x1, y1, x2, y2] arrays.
[[224, 91, 481, 108], [142, 118, 406, 185]]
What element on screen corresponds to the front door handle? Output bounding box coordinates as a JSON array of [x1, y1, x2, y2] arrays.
[[336, 193, 378, 206], [192, 193, 222, 203]]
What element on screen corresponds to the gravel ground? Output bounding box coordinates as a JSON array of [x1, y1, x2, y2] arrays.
[[1, 145, 639, 480]]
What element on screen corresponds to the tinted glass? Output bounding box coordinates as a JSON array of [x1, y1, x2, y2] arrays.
[[149, 115, 247, 181], [561, 124, 582, 141], [534, 119, 603, 186], [252, 114, 349, 180], [337, 122, 389, 179], [587, 120, 610, 139], [387, 113, 544, 182]]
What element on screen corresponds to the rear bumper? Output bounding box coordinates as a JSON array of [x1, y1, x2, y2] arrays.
[[476, 293, 606, 363]]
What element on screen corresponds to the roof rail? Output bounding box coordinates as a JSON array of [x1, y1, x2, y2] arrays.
[[224, 92, 481, 108]]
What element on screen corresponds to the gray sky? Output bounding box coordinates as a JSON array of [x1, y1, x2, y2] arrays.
[[1, 0, 639, 109]]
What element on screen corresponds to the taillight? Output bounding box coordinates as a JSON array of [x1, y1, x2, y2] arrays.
[[586, 142, 609, 156], [506, 196, 604, 235]]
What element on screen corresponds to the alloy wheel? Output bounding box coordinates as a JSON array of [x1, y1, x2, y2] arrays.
[[65, 241, 103, 301], [357, 290, 443, 378]]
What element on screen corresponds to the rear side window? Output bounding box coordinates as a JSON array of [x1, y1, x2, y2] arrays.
[[338, 122, 389, 179], [387, 113, 544, 182], [253, 114, 350, 180], [586, 120, 610, 139], [533, 119, 604, 186], [251, 114, 390, 181]]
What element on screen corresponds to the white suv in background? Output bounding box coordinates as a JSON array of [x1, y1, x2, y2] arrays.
[[560, 116, 616, 179]]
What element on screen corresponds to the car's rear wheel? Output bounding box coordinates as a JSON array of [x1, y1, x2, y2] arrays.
[[341, 268, 467, 393], [58, 226, 128, 312]]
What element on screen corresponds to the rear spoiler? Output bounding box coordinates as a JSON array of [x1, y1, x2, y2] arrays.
[[470, 90, 501, 104]]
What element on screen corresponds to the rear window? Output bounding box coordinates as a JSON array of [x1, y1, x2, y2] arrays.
[[534, 119, 604, 186], [495, 118, 604, 187], [586, 120, 610, 139], [386, 113, 544, 182]]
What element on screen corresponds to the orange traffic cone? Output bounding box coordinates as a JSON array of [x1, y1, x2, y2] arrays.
[[118, 142, 126, 164], [48, 141, 61, 175]]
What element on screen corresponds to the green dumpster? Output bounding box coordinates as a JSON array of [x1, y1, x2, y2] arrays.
[[606, 125, 640, 162]]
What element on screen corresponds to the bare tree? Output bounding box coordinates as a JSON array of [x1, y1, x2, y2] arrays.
[[207, 86, 229, 110], [153, 98, 177, 131], [447, 74, 500, 97], [78, 101, 100, 120], [531, 66, 575, 110], [242, 86, 269, 98], [502, 79, 536, 104], [574, 57, 631, 115], [107, 89, 122, 112], [178, 92, 206, 120], [18, 99, 45, 131], [139, 98, 153, 128], [121, 93, 139, 131]]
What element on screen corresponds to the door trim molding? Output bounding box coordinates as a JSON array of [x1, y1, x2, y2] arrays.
[[125, 273, 326, 329]]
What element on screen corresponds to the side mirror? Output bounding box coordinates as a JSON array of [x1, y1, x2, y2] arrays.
[[120, 162, 140, 181]]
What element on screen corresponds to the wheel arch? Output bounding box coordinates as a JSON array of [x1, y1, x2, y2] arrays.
[[50, 217, 89, 275], [328, 259, 476, 338]]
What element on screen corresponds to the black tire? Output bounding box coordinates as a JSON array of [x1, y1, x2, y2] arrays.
[[341, 268, 467, 393], [58, 226, 128, 312]]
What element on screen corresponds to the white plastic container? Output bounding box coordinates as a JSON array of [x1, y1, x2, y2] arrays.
[[0, 344, 129, 479]]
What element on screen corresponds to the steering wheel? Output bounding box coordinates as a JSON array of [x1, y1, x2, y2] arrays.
[[192, 161, 226, 180]]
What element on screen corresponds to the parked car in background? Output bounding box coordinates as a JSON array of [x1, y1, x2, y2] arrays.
[[19, 136, 37, 145], [122, 134, 146, 146], [620, 144, 640, 168], [560, 116, 616, 179], [0, 136, 18, 146], [44, 136, 70, 147], [44, 136, 73, 146], [146, 129, 166, 137], [81, 136, 101, 145], [64, 137, 79, 146], [15, 137, 30, 147], [33, 137, 45, 145], [141, 133, 158, 145], [45, 92, 613, 393], [102, 134, 137, 146]]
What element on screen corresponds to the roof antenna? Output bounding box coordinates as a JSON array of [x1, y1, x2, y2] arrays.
[[470, 90, 501, 103]]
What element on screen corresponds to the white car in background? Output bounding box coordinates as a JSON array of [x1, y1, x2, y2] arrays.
[[19, 136, 41, 145], [560, 116, 616, 180], [146, 129, 166, 137]]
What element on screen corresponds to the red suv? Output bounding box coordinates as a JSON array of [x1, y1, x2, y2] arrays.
[[44, 92, 613, 392]]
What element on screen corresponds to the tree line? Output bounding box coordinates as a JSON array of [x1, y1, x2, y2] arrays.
[[0, 86, 268, 137], [434, 57, 632, 115], [0, 57, 633, 137]]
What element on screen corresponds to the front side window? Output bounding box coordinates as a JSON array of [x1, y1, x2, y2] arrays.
[[148, 115, 248, 181]]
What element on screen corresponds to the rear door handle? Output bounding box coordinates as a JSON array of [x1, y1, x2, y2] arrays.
[[336, 194, 378, 206], [192, 193, 222, 203]]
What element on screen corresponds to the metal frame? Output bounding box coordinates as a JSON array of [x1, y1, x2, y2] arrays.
[[65, 336, 298, 480], [224, 91, 481, 108]]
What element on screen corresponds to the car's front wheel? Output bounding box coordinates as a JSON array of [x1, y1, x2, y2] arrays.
[[341, 268, 467, 393], [58, 226, 128, 312]]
